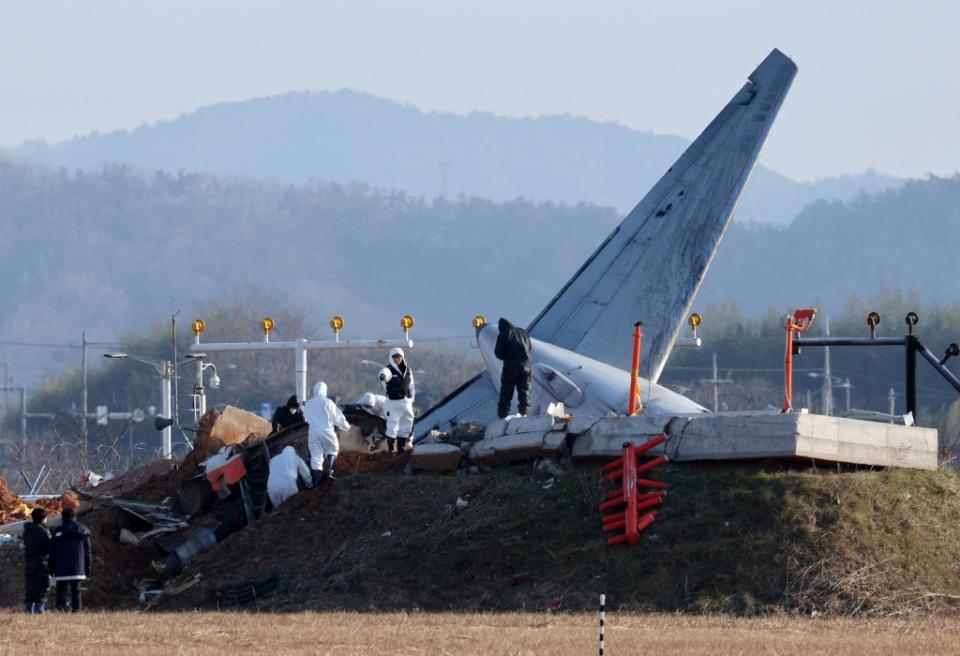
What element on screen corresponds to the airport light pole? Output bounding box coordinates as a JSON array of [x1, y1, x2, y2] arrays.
[[103, 353, 178, 460], [191, 315, 415, 403], [184, 351, 220, 423]]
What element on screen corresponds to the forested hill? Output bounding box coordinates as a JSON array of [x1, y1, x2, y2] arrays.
[[4, 90, 900, 225], [0, 155, 957, 391], [697, 175, 960, 311]]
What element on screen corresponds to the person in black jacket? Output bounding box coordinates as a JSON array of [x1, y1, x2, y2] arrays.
[[494, 317, 532, 419], [49, 507, 92, 612], [271, 395, 302, 433], [23, 507, 51, 614]]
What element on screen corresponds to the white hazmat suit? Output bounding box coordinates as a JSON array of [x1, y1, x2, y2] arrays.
[[380, 348, 415, 453], [302, 381, 351, 473], [357, 392, 387, 419], [267, 446, 311, 508]]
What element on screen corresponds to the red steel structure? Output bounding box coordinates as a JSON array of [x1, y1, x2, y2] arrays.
[[627, 322, 644, 415], [781, 308, 816, 412], [599, 435, 668, 545]]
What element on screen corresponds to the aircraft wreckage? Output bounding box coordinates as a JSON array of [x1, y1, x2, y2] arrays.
[[414, 48, 938, 471]]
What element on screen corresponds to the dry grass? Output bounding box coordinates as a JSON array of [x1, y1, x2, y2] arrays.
[[1, 611, 960, 655]]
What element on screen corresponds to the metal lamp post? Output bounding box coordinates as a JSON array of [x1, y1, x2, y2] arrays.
[[184, 351, 220, 424], [103, 353, 180, 460]]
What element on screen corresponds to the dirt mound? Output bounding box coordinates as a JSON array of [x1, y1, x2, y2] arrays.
[[153, 465, 960, 616], [9, 450, 960, 616], [91, 460, 178, 501], [0, 477, 72, 524]]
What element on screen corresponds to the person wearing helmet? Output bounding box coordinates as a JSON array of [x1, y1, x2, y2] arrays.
[[302, 381, 351, 482], [379, 347, 415, 456]]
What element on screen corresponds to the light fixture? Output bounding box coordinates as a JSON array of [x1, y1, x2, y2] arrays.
[[401, 315, 415, 339], [330, 316, 344, 340], [261, 316, 274, 341], [905, 311, 919, 335]]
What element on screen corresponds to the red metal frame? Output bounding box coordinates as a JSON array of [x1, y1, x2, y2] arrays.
[[599, 436, 668, 545], [782, 308, 816, 412]]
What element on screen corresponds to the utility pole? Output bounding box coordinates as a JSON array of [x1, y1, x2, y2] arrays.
[[172, 311, 180, 432], [822, 315, 833, 416], [700, 353, 733, 412], [81, 330, 88, 442], [1, 361, 8, 437], [160, 360, 173, 459], [0, 386, 27, 450]]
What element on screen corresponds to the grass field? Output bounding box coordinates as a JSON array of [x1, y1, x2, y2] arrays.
[[2, 611, 960, 655]]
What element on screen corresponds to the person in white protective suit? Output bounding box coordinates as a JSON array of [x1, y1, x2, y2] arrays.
[[302, 381, 351, 482], [378, 347, 415, 456], [357, 392, 387, 418], [267, 446, 312, 508]]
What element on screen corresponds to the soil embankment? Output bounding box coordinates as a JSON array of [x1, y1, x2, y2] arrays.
[[3, 462, 960, 615]]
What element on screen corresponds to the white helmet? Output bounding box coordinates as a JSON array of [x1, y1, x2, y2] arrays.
[[313, 381, 328, 397]]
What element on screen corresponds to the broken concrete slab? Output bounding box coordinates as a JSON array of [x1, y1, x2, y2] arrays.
[[471, 411, 938, 470], [469, 429, 568, 466], [793, 413, 937, 470], [413, 443, 464, 472], [484, 415, 566, 440], [566, 411, 938, 470]]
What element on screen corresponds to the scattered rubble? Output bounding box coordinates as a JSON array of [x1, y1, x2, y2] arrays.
[[0, 477, 74, 525], [3, 405, 586, 609]]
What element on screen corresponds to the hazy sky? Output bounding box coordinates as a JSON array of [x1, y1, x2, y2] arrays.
[[1, 1, 957, 181]]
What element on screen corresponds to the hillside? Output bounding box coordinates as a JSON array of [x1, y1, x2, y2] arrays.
[[0, 159, 956, 394], [697, 175, 960, 312], [5, 90, 901, 225]]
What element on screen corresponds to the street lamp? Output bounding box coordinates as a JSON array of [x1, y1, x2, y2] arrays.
[[183, 353, 220, 423], [103, 352, 206, 459]]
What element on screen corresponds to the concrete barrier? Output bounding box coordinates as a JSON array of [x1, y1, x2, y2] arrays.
[[469, 411, 939, 470]]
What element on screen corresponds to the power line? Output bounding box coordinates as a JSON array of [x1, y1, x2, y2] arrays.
[[0, 339, 133, 349]]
